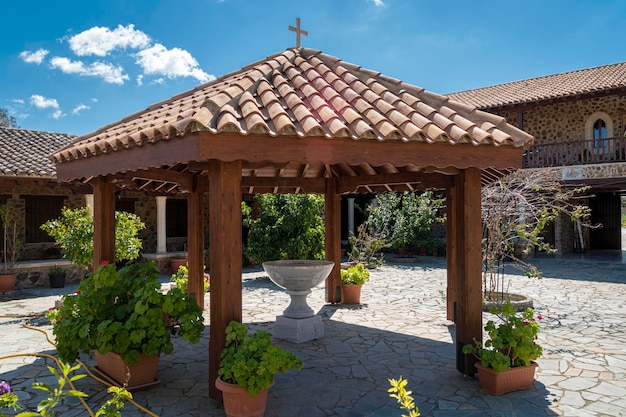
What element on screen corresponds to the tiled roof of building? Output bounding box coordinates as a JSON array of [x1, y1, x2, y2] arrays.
[[0, 127, 75, 177], [446, 61, 626, 109], [53, 48, 532, 164]]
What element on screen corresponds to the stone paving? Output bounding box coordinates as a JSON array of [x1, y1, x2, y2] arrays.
[[1, 254, 625, 416]]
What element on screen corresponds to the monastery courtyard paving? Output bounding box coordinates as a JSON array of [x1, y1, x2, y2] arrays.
[[1, 254, 625, 416]]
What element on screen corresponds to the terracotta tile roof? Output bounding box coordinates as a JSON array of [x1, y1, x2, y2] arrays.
[[446, 61, 626, 109], [52, 48, 532, 165], [0, 127, 75, 178]]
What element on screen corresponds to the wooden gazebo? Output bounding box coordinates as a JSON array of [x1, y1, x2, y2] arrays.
[[51, 48, 534, 399]]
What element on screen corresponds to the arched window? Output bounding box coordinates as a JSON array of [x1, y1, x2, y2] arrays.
[[593, 119, 607, 148]]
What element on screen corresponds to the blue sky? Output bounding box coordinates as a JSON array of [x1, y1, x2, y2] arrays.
[[3, 0, 626, 136]]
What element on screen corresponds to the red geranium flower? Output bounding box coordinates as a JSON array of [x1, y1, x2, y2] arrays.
[[101, 260, 108, 265]]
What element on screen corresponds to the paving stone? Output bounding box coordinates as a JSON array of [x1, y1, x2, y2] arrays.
[[1, 256, 625, 416]]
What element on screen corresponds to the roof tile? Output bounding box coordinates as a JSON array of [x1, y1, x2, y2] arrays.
[[52, 48, 533, 164], [447, 61, 626, 109]]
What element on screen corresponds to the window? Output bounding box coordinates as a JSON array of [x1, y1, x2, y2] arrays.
[[25, 196, 65, 243], [593, 119, 607, 148]]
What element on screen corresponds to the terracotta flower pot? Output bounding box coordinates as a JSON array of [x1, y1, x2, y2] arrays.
[[341, 284, 362, 304], [0, 274, 16, 293], [95, 351, 160, 387], [170, 258, 187, 273], [215, 377, 271, 417], [475, 362, 538, 395]]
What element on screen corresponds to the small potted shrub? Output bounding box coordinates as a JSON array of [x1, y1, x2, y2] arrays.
[[462, 301, 543, 395], [216, 320, 303, 417], [49, 261, 205, 387], [340, 262, 370, 304], [171, 264, 210, 293], [48, 265, 66, 288]]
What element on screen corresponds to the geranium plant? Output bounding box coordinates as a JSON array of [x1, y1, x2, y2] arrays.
[[218, 321, 303, 397], [171, 264, 210, 293], [50, 261, 205, 365], [463, 301, 543, 372], [340, 262, 370, 285]]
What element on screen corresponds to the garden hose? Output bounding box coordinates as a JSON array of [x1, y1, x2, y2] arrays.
[[0, 312, 160, 417]]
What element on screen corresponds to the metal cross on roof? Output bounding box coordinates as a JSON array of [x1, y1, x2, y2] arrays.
[[289, 17, 308, 48]]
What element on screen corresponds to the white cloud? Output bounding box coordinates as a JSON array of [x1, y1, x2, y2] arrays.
[[19, 48, 49, 64], [370, 0, 385, 5], [136, 74, 143, 86], [12, 99, 25, 104], [69, 24, 151, 57], [51, 109, 64, 119], [30, 94, 59, 109], [72, 103, 90, 115], [135, 43, 214, 83], [50, 56, 129, 84]]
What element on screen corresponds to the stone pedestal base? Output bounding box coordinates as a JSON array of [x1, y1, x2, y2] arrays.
[[273, 315, 323, 343]]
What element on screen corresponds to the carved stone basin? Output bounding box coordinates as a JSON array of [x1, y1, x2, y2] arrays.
[[262, 260, 334, 292], [262, 260, 334, 343]]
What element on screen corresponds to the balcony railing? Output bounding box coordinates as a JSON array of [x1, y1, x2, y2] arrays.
[[522, 137, 626, 168]]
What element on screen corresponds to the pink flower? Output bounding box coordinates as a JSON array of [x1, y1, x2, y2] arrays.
[[76, 290, 81, 295], [524, 321, 529, 326], [101, 260, 108, 265], [537, 315, 543, 320]]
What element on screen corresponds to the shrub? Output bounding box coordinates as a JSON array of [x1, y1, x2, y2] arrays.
[[242, 194, 325, 264]]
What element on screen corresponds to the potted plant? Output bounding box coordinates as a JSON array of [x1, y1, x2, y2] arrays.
[[49, 260, 205, 387], [171, 264, 210, 293], [462, 301, 543, 395], [0, 203, 22, 293], [48, 265, 67, 288], [40, 207, 145, 277], [216, 320, 303, 417], [340, 262, 370, 304]]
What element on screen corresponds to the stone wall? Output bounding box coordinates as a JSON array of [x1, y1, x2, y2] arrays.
[[494, 94, 626, 144]]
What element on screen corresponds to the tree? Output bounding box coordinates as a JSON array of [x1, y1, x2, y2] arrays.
[[367, 191, 444, 251], [481, 168, 593, 301], [40, 207, 145, 271], [242, 194, 325, 264], [0, 107, 18, 128]]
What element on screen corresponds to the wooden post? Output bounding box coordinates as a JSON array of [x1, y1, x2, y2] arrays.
[[92, 176, 115, 268], [324, 178, 341, 304], [446, 184, 458, 322], [454, 168, 483, 376], [208, 159, 242, 400], [187, 175, 205, 309]]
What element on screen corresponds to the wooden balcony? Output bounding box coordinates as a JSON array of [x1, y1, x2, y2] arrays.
[[522, 137, 626, 168]]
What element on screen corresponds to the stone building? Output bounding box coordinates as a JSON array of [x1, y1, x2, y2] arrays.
[[0, 126, 195, 288], [448, 62, 626, 253]]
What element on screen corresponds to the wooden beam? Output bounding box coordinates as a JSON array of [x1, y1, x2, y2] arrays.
[[56, 133, 525, 181], [56, 136, 202, 181], [446, 184, 458, 322], [195, 133, 524, 170], [337, 172, 453, 193], [131, 168, 195, 191], [91, 176, 115, 268], [241, 176, 326, 193], [454, 168, 483, 376], [187, 176, 205, 309], [208, 159, 242, 400], [324, 178, 342, 304]]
